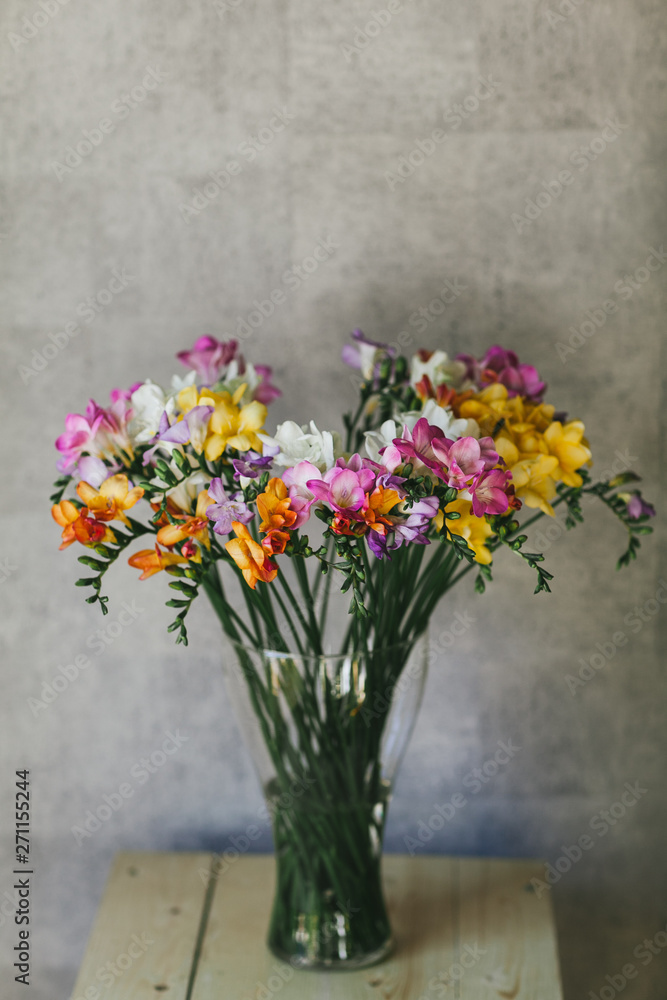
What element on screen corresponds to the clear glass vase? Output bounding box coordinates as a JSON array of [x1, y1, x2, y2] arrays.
[[221, 635, 428, 970]]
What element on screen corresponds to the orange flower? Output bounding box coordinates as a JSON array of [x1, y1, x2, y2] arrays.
[[156, 490, 212, 550], [52, 501, 117, 550], [257, 478, 297, 533], [225, 521, 278, 589], [76, 474, 144, 526], [128, 545, 189, 580], [261, 529, 291, 556]]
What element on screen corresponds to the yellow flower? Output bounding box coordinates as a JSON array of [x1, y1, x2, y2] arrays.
[[225, 521, 278, 589], [157, 490, 212, 549], [76, 475, 144, 526], [441, 498, 494, 565], [176, 383, 267, 460], [510, 455, 560, 515], [459, 384, 511, 437], [543, 420, 592, 488]]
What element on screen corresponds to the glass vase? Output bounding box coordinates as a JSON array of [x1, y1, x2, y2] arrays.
[[221, 635, 428, 970]]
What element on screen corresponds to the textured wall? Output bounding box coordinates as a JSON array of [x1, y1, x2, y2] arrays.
[[1, 1, 665, 997]]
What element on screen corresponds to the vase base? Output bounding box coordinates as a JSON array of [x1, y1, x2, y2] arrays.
[[268, 936, 394, 972]]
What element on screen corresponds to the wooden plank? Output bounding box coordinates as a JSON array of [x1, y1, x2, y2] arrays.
[[192, 855, 456, 999], [458, 857, 564, 1000], [69, 851, 214, 1000]]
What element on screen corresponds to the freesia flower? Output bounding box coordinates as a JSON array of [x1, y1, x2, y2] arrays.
[[457, 345, 546, 402], [383, 418, 449, 478], [225, 521, 278, 589], [128, 544, 189, 580], [259, 420, 340, 472], [626, 494, 656, 519], [75, 456, 111, 489], [510, 455, 559, 515], [542, 421, 592, 488], [76, 475, 144, 526], [257, 478, 298, 533], [157, 490, 213, 549], [56, 410, 104, 474], [281, 461, 322, 528], [431, 436, 490, 488], [232, 447, 277, 481], [342, 329, 396, 380], [307, 465, 376, 513], [143, 405, 214, 464], [177, 336, 240, 385], [51, 501, 117, 550], [409, 349, 468, 393], [442, 498, 494, 565], [469, 469, 512, 517], [206, 478, 254, 535], [367, 494, 438, 557]]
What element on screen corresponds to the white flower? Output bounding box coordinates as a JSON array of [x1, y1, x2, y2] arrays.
[[259, 420, 341, 472], [413, 399, 479, 440], [364, 420, 400, 464], [409, 350, 468, 392], [128, 372, 197, 445]]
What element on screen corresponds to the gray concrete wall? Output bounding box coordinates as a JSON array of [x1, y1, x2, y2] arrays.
[[1, 1, 665, 996]]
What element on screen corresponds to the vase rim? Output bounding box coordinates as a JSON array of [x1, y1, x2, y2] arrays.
[[227, 632, 426, 663]]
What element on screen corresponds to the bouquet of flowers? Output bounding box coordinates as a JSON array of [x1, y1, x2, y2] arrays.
[[50, 330, 654, 968]]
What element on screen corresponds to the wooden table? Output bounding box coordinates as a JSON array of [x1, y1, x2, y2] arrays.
[[70, 852, 564, 999]]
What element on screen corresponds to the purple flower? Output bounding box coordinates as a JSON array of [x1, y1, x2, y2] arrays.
[[231, 447, 278, 480], [627, 494, 656, 520], [456, 345, 546, 402], [342, 329, 396, 380], [142, 406, 213, 465], [206, 478, 254, 535]]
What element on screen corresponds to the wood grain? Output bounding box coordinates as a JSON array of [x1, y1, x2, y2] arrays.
[[69, 851, 214, 1000], [71, 853, 564, 999]]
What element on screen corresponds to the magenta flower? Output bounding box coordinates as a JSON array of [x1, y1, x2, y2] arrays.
[[469, 469, 512, 517], [253, 365, 281, 405], [384, 418, 449, 479], [307, 465, 376, 513], [56, 410, 104, 473], [282, 460, 323, 528], [627, 494, 656, 520], [456, 345, 546, 402], [177, 336, 240, 385], [206, 478, 253, 535], [432, 435, 500, 488]]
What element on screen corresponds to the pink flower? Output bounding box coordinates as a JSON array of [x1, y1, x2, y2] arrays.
[[432, 435, 500, 488], [177, 336, 239, 385], [384, 418, 449, 479], [307, 465, 375, 513], [253, 365, 281, 405], [56, 411, 104, 473], [469, 469, 512, 517], [456, 345, 546, 402], [282, 461, 323, 528]]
